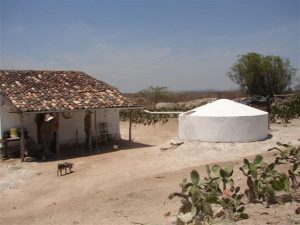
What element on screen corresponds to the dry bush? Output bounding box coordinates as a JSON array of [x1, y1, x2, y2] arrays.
[[124, 90, 245, 105]]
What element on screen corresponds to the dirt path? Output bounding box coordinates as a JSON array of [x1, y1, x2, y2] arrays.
[[0, 119, 299, 225]]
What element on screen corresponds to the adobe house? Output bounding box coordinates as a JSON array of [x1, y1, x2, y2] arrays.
[[0, 70, 141, 161]]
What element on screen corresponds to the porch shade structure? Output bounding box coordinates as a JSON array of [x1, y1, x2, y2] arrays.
[[0, 70, 142, 161]]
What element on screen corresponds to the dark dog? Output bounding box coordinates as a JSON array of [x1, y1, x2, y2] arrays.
[[57, 162, 73, 176]]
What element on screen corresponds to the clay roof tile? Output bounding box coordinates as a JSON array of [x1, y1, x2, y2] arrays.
[[0, 70, 140, 112]]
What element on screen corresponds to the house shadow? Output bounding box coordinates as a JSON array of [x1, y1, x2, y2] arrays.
[[45, 139, 154, 162], [1, 139, 154, 162]]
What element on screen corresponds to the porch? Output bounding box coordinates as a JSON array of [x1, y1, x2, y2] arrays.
[[0, 108, 137, 161]]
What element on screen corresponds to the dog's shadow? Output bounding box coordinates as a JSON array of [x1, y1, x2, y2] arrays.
[[58, 170, 76, 176]]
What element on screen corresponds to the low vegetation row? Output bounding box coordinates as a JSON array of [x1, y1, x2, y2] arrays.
[[120, 95, 300, 125], [169, 142, 300, 224], [271, 96, 300, 123]]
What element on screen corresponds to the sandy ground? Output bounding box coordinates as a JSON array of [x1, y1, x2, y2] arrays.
[[0, 119, 300, 225]]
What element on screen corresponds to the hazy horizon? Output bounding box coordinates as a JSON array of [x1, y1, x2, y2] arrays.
[[1, 0, 299, 92]]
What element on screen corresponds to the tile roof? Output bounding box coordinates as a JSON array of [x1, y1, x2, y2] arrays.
[[0, 70, 140, 113]]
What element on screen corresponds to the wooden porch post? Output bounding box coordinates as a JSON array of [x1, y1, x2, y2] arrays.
[[94, 110, 97, 150], [129, 109, 133, 143], [88, 111, 92, 151], [56, 113, 60, 157], [84, 111, 92, 151], [19, 113, 25, 162]]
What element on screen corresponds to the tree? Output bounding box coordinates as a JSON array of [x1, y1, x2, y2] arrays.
[[228, 52, 296, 97], [138, 86, 169, 105], [294, 77, 300, 91]]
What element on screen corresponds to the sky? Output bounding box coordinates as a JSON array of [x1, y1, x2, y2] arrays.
[[0, 0, 299, 92]]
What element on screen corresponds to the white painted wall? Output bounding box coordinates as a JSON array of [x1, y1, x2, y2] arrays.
[[0, 96, 2, 141], [0, 97, 121, 147], [0, 97, 37, 146], [95, 108, 121, 140], [58, 111, 85, 144], [179, 114, 269, 142], [0, 97, 2, 145], [58, 108, 120, 144]]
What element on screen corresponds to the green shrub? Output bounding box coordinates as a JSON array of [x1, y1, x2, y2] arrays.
[[269, 142, 300, 189], [271, 96, 300, 122], [240, 155, 290, 207], [169, 163, 248, 224]]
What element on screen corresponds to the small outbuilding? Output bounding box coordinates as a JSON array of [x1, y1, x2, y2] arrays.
[[0, 70, 141, 161], [179, 99, 269, 142]]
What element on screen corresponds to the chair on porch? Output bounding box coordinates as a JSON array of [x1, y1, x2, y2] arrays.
[[99, 122, 110, 143]]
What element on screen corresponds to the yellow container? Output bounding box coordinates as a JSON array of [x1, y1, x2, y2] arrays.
[[10, 128, 18, 138]]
